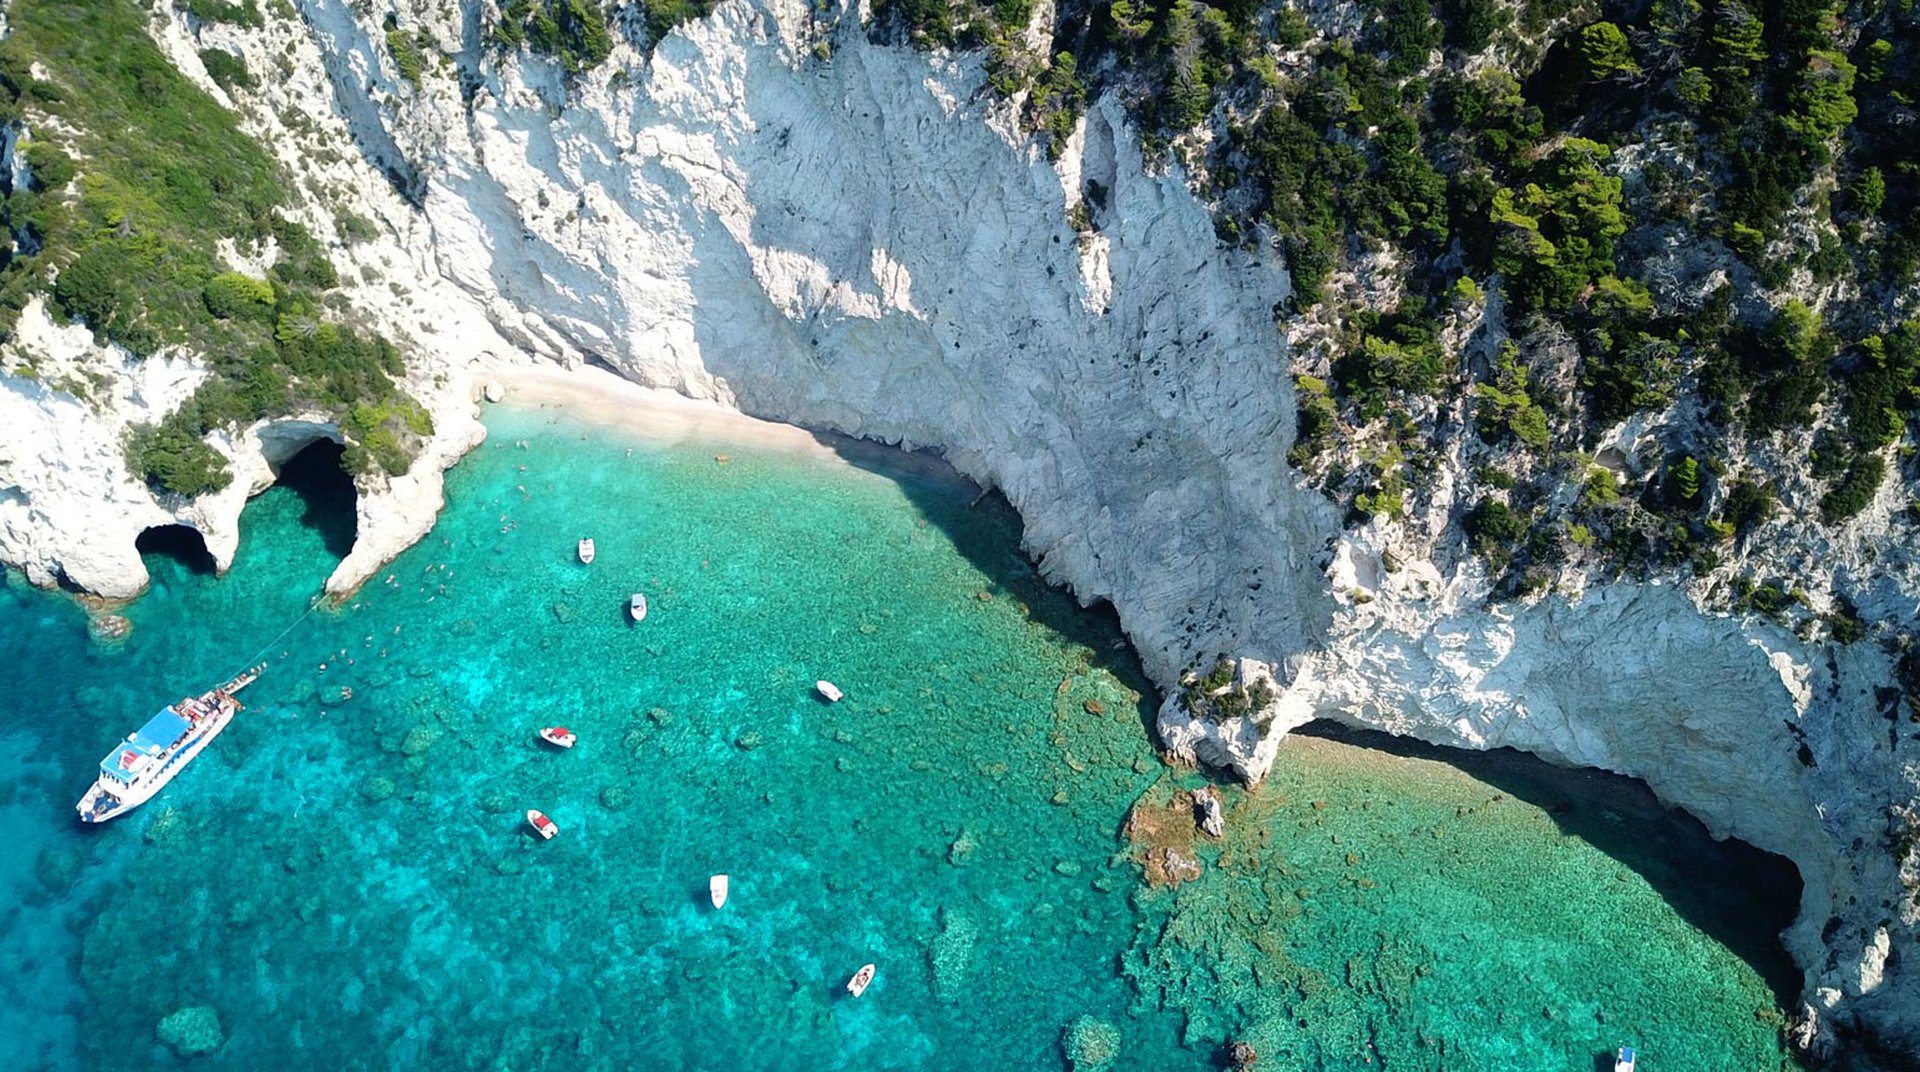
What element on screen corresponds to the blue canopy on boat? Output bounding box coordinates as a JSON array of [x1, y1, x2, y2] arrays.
[[99, 707, 190, 783], [135, 707, 190, 748]]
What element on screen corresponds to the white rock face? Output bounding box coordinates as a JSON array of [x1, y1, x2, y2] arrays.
[[0, 0, 1915, 1056]]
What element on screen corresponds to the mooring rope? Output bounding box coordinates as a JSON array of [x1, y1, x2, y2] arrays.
[[227, 589, 328, 680]]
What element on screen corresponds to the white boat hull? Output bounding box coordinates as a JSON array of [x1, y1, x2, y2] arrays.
[[527, 810, 559, 839], [78, 703, 234, 824], [710, 874, 728, 908]]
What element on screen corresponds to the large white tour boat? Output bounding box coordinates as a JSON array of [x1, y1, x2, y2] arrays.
[[76, 665, 264, 824]]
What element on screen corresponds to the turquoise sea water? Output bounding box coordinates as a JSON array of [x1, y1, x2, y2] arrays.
[[0, 404, 1798, 1070]]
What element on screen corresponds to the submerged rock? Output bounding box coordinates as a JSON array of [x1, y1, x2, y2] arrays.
[[1152, 846, 1202, 887], [87, 613, 131, 643], [156, 1005, 223, 1057], [1062, 1015, 1120, 1071], [929, 907, 978, 1004], [1123, 786, 1207, 888], [398, 724, 441, 756], [361, 776, 397, 803], [143, 806, 185, 847]]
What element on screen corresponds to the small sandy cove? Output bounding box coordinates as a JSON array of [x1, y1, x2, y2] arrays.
[[486, 361, 974, 490], [486, 361, 842, 460]]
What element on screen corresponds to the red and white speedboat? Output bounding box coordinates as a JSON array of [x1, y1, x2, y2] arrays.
[[537, 726, 576, 749], [526, 809, 558, 839], [846, 963, 875, 997]]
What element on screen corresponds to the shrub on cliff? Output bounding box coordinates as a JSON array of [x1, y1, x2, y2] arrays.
[[493, 0, 615, 69], [1463, 498, 1524, 563], [202, 272, 275, 322], [197, 48, 252, 91], [1739, 301, 1832, 434], [1334, 307, 1448, 418], [1717, 480, 1775, 540], [1577, 21, 1638, 81], [385, 30, 426, 86], [1490, 138, 1627, 318], [50, 248, 125, 338], [1820, 454, 1885, 524], [1474, 344, 1550, 449], [127, 421, 231, 498], [178, 0, 260, 28]]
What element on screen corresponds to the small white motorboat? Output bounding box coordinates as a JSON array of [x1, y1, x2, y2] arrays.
[[815, 680, 843, 703], [527, 809, 559, 840], [537, 726, 576, 749], [629, 592, 648, 622], [846, 963, 875, 997], [577, 537, 596, 564], [1614, 1047, 1636, 1072], [710, 874, 728, 909]]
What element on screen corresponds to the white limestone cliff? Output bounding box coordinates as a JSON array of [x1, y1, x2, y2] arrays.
[[0, 0, 1914, 1058]]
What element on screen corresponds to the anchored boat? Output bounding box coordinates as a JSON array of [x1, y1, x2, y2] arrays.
[[527, 809, 559, 839], [815, 680, 843, 703], [538, 726, 577, 749], [577, 537, 596, 564], [629, 592, 647, 622], [1614, 1047, 1636, 1072], [76, 664, 264, 824], [846, 963, 875, 997], [710, 874, 728, 908]]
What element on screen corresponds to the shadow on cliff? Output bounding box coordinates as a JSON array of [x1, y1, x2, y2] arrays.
[[812, 430, 1163, 738], [1295, 721, 1807, 1012], [274, 440, 358, 562]]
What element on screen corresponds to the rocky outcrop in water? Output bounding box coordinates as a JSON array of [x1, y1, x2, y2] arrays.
[[0, 0, 1915, 1057]]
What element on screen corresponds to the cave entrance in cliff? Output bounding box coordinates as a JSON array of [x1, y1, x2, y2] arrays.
[[135, 525, 218, 576], [275, 439, 357, 561]]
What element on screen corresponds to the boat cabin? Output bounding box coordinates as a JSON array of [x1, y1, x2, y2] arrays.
[[100, 707, 190, 785]]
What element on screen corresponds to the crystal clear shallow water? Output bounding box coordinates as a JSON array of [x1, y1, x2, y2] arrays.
[[0, 405, 1797, 1070]]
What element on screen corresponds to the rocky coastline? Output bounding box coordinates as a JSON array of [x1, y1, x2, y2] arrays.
[[0, 0, 1914, 1058]]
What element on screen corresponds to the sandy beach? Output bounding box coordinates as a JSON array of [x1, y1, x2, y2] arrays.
[[486, 361, 978, 490], [488, 362, 841, 458]]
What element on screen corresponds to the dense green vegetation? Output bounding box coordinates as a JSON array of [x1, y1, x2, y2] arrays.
[[0, 0, 430, 496], [489, 0, 619, 70], [869, 0, 1920, 619]]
